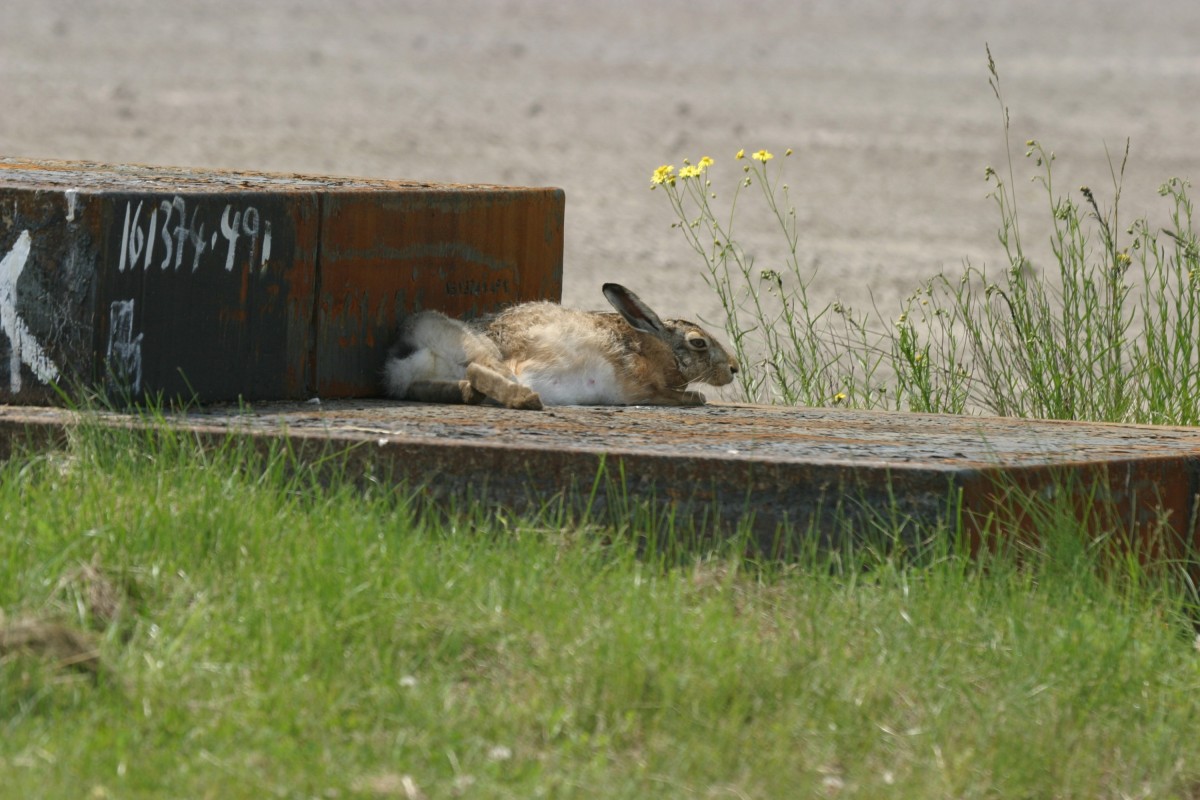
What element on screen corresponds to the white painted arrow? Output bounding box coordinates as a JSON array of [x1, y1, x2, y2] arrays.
[[0, 230, 61, 392]]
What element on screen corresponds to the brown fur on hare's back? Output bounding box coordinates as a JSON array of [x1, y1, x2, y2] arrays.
[[383, 283, 738, 410]]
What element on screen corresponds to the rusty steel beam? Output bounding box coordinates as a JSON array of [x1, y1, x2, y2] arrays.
[[0, 401, 1195, 556], [0, 157, 564, 404]]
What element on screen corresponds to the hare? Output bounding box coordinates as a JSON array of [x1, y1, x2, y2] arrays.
[[383, 283, 738, 410]]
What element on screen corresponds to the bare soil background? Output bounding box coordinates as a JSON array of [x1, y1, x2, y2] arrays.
[[2, 0, 1198, 328]]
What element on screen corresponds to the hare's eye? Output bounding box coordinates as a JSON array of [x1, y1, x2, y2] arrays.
[[686, 333, 709, 350]]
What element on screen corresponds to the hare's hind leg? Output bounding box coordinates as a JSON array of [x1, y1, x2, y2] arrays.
[[402, 366, 542, 410], [465, 363, 543, 410], [385, 310, 539, 408], [403, 379, 488, 405]]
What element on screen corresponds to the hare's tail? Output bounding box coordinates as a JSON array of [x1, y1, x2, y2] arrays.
[[383, 347, 439, 397], [383, 312, 482, 398]]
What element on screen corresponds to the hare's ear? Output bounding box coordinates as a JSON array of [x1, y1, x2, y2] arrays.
[[602, 283, 666, 334]]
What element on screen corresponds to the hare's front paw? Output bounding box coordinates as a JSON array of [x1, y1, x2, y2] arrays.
[[680, 390, 706, 406]]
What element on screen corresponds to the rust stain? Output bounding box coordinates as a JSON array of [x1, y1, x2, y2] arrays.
[[314, 186, 564, 397]]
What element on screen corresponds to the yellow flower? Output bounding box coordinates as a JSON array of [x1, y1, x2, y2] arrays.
[[735, 149, 745, 160], [678, 165, 702, 179], [752, 149, 774, 162], [699, 156, 714, 169], [833, 392, 848, 404], [650, 164, 676, 186]]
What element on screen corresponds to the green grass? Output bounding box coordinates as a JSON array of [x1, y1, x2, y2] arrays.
[[2, 424, 1200, 798]]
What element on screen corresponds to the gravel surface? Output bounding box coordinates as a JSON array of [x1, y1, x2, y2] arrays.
[[3, 0, 1198, 326]]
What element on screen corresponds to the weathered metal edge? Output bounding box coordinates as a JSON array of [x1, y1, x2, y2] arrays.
[[0, 156, 563, 195]]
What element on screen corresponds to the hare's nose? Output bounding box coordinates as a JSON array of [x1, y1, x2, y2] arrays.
[[729, 363, 739, 374]]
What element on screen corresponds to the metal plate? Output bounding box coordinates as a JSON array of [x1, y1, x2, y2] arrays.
[[0, 400, 1194, 554]]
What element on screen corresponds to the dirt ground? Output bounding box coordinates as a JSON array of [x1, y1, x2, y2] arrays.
[[2, 0, 1199, 325]]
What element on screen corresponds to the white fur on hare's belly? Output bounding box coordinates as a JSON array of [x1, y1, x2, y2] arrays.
[[516, 359, 628, 405]]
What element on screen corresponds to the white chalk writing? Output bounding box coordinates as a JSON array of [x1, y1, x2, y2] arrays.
[[106, 299, 143, 395], [118, 197, 273, 274], [0, 230, 61, 392]]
